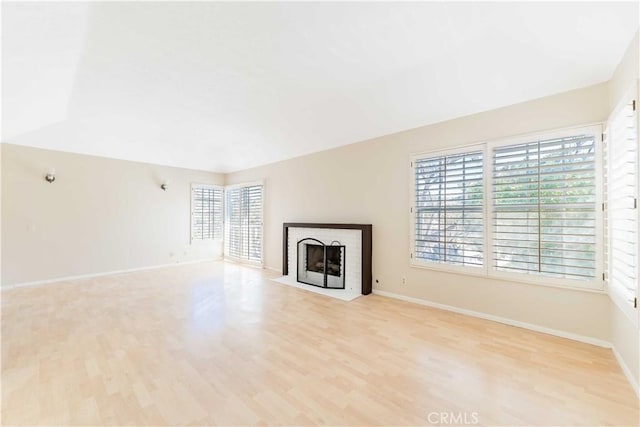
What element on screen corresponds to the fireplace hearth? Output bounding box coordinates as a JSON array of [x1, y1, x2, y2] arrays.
[[297, 238, 345, 289]]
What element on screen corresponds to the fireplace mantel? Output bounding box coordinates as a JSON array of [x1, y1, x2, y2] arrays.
[[282, 223, 372, 295]]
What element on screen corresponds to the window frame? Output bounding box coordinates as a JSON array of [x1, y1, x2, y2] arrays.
[[487, 124, 604, 291], [409, 144, 489, 277], [410, 124, 605, 293], [224, 181, 264, 266], [190, 183, 224, 243]]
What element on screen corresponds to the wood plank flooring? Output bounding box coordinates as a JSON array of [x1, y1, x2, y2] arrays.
[[2, 261, 638, 426]]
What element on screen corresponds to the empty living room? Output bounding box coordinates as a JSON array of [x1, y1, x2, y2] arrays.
[[2, 1, 640, 426]]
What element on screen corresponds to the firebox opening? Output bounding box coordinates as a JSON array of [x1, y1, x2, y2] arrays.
[[306, 244, 341, 277]]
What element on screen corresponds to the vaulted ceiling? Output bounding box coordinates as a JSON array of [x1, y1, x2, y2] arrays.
[[2, 2, 638, 172]]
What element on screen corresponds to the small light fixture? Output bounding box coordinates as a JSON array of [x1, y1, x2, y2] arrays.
[[161, 180, 169, 191], [45, 168, 56, 183]]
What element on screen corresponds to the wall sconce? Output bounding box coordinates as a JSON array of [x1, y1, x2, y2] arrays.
[[161, 180, 169, 191], [45, 168, 56, 183]]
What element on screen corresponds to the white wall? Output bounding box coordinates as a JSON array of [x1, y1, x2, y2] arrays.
[[227, 82, 612, 342], [1, 144, 224, 286], [1, 144, 3, 285], [607, 31, 640, 394]]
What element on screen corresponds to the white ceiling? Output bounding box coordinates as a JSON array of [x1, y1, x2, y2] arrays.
[[2, 2, 638, 173]]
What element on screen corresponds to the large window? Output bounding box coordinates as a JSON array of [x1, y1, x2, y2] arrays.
[[225, 183, 263, 263], [191, 184, 223, 241], [412, 149, 484, 269], [411, 125, 603, 290], [492, 134, 598, 281], [606, 93, 638, 318]]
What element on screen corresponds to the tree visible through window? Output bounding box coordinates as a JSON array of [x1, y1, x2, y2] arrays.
[[411, 126, 601, 288], [414, 150, 484, 267], [492, 135, 597, 280]]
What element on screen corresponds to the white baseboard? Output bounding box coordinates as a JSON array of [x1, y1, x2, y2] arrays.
[[612, 345, 640, 398], [372, 289, 612, 348], [264, 266, 281, 274], [1, 258, 222, 291]]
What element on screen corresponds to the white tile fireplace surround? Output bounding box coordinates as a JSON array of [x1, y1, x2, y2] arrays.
[[272, 223, 372, 301]]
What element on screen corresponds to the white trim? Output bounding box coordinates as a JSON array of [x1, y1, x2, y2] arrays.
[[612, 345, 640, 398], [407, 262, 606, 294], [265, 265, 281, 274], [605, 84, 640, 326], [371, 289, 611, 348], [1, 258, 221, 291], [487, 124, 603, 150], [410, 143, 487, 162], [488, 269, 604, 293]]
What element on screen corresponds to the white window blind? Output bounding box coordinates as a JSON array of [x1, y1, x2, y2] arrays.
[[607, 98, 638, 307], [492, 134, 597, 280], [413, 150, 484, 267], [225, 184, 263, 262], [191, 185, 223, 240]]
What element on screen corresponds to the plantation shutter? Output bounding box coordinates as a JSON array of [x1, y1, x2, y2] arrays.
[[607, 98, 638, 302], [225, 187, 243, 257], [492, 134, 597, 280], [246, 185, 263, 261], [414, 151, 484, 267], [225, 184, 263, 262], [191, 186, 223, 240]]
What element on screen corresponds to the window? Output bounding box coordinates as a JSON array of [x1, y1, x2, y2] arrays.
[[225, 183, 263, 263], [606, 94, 638, 317], [491, 132, 599, 282], [410, 125, 603, 290], [191, 184, 223, 241], [411, 148, 484, 270]]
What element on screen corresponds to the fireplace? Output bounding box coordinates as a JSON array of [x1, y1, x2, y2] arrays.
[[296, 238, 345, 289], [278, 223, 372, 299]]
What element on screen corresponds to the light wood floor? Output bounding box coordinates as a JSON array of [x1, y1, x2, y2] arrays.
[[2, 262, 638, 426]]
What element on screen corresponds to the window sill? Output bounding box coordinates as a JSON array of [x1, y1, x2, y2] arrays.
[[410, 260, 606, 294]]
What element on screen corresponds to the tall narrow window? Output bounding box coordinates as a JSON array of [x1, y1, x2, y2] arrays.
[[191, 185, 223, 241], [607, 96, 638, 314], [225, 183, 263, 263], [492, 133, 599, 281], [412, 149, 484, 268]]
